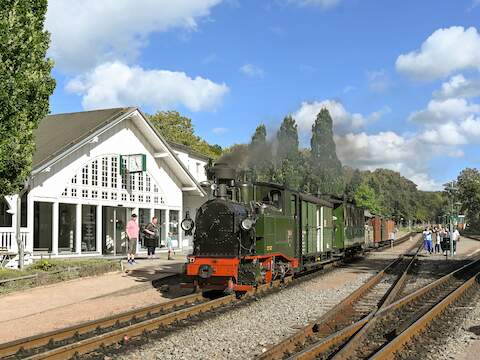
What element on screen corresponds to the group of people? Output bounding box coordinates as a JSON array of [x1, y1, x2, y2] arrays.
[[422, 225, 460, 255], [125, 213, 175, 265]]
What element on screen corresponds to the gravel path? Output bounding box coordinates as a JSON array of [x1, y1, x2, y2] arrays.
[[116, 267, 375, 360]]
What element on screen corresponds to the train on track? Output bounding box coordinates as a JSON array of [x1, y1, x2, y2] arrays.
[[182, 162, 392, 295]]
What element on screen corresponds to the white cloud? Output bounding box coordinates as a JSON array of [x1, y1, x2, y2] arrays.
[[434, 74, 480, 99], [366, 69, 390, 93], [288, 0, 342, 8], [239, 64, 264, 78], [408, 173, 443, 192], [396, 26, 480, 80], [460, 115, 480, 137], [46, 0, 222, 72], [66, 61, 229, 111], [212, 127, 229, 134], [408, 98, 480, 124], [293, 100, 389, 135], [418, 122, 468, 146], [334, 131, 442, 191]]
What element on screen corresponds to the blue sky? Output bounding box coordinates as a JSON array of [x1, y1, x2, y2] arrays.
[[46, 0, 480, 190]]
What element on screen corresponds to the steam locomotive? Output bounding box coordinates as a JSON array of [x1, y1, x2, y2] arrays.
[[182, 163, 365, 295]]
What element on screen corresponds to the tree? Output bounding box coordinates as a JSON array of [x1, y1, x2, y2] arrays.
[[248, 124, 271, 182], [0, 0, 56, 269], [0, 0, 55, 196], [354, 182, 381, 215], [456, 168, 480, 230], [273, 116, 303, 188], [276, 115, 299, 160], [148, 111, 222, 159], [309, 108, 344, 195]]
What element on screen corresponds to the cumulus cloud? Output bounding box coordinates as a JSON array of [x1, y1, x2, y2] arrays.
[[334, 131, 442, 191], [396, 26, 480, 80], [46, 0, 222, 72], [239, 64, 264, 78], [434, 74, 480, 99], [66, 61, 229, 111], [408, 98, 480, 124], [418, 122, 468, 146], [293, 100, 389, 135]]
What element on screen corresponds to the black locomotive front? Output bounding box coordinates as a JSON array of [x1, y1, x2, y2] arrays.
[[193, 199, 254, 257]]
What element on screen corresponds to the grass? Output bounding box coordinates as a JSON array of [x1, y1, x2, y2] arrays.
[[0, 258, 122, 295]]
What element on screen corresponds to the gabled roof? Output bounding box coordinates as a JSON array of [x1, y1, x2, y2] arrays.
[[32, 107, 205, 196], [33, 107, 135, 169]]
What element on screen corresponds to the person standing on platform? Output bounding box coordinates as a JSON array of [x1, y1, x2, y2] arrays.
[[452, 227, 460, 255], [126, 214, 139, 265], [144, 216, 158, 259], [435, 226, 442, 253], [167, 232, 175, 260]]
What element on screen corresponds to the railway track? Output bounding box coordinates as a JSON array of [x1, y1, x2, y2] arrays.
[[261, 250, 480, 360], [0, 277, 294, 360], [258, 239, 422, 360], [0, 233, 416, 360]]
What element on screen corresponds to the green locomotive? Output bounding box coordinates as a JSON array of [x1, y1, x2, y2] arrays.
[[184, 163, 365, 293]]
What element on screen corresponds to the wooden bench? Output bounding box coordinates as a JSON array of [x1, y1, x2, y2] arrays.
[[0, 247, 17, 268]]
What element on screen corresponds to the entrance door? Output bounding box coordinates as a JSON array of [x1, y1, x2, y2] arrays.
[[102, 207, 129, 255]]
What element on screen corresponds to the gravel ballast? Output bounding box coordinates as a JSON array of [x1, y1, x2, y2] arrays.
[[116, 267, 375, 360]]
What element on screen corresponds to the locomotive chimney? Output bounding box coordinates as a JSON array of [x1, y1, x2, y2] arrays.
[[211, 163, 236, 199]]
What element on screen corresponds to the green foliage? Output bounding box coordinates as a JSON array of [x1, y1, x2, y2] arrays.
[[276, 115, 299, 160], [306, 109, 345, 195], [148, 111, 222, 159], [456, 168, 480, 230], [0, 0, 56, 196], [354, 181, 381, 214], [31, 259, 55, 271]]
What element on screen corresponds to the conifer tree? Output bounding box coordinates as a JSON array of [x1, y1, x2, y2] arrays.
[[276, 115, 299, 160], [310, 108, 345, 195]]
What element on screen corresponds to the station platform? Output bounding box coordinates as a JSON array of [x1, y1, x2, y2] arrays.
[[0, 254, 186, 343]]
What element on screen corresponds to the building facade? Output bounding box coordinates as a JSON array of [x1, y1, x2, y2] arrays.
[[0, 108, 208, 267]]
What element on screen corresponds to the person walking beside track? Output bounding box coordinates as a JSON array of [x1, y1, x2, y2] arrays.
[[422, 227, 433, 254], [126, 214, 139, 265], [144, 216, 159, 259]]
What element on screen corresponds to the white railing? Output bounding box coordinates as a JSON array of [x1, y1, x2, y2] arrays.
[[0, 230, 29, 252]]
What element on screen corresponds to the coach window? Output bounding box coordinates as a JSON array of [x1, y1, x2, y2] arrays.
[[270, 190, 283, 211], [0, 198, 12, 227]]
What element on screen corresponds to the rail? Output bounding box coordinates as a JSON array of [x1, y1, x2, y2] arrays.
[[0, 276, 293, 360], [258, 236, 422, 360]]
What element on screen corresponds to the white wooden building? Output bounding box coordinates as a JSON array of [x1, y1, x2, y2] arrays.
[[0, 107, 209, 267]]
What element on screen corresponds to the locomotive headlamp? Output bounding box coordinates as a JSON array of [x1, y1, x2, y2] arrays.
[[241, 218, 255, 231], [181, 218, 195, 231]]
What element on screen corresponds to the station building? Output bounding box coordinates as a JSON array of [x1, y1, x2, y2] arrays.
[[0, 107, 209, 266]]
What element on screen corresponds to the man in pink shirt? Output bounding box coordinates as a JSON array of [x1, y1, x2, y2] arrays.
[[126, 214, 139, 264]]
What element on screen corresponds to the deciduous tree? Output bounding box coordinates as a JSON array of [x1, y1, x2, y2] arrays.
[[0, 0, 55, 196]]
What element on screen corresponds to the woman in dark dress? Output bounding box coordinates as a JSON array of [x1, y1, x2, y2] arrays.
[[144, 216, 158, 259]]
